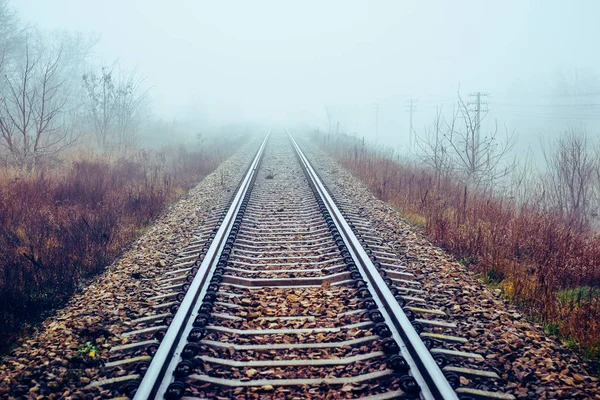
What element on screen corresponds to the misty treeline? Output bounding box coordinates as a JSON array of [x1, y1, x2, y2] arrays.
[[0, 0, 169, 173], [413, 93, 600, 230]]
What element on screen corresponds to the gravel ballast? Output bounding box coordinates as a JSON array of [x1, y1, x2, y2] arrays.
[[299, 136, 600, 400], [1, 134, 599, 399]]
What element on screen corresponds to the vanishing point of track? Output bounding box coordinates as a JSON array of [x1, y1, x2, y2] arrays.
[[90, 132, 515, 400]]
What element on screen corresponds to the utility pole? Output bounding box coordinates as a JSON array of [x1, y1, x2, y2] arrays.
[[405, 99, 418, 148], [468, 92, 489, 150], [374, 103, 379, 143], [467, 92, 489, 173]]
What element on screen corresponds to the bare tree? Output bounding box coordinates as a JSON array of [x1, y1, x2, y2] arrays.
[[0, 0, 24, 66], [542, 128, 598, 227], [415, 93, 516, 190], [0, 45, 4, 81], [443, 93, 517, 188], [0, 0, 25, 103], [553, 67, 600, 99], [595, 142, 600, 219], [59, 36, 98, 138], [82, 62, 148, 152], [0, 41, 72, 173], [82, 64, 115, 150], [414, 106, 452, 187], [112, 69, 147, 149], [505, 147, 541, 206], [324, 105, 333, 135]]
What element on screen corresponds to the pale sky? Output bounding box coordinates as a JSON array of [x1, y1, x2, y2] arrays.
[[10, 0, 600, 150]]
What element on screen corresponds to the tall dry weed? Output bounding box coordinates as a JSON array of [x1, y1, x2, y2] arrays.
[[322, 134, 600, 358]]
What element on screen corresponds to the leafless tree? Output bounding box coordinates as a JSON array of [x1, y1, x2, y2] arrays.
[[414, 106, 452, 187], [542, 128, 598, 227], [553, 67, 600, 99], [415, 93, 516, 190], [51, 32, 98, 136], [324, 105, 333, 135], [0, 41, 72, 173], [82, 62, 148, 152], [113, 69, 147, 150], [0, 0, 24, 66], [443, 93, 517, 188], [0, 45, 4, 80], [505, 147, 541, 206], [0, 0, 25, 104]]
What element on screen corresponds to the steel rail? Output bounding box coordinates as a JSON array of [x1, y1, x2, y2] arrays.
[[289, 131, 459, 400], [133, 131, 270, 400]]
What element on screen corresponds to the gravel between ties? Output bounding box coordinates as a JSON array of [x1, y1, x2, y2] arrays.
[[1, 133, 598, 400], [183, 135, 407, 400]]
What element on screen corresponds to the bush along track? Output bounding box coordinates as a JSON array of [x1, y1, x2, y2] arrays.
[[0, 139, 260, 399], [316, 134, 600, 365], [0, 138, 248, 355]]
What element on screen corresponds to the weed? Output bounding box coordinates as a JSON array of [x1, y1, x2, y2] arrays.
[[320, 132, 600, 360], [557, 286, 600, 304], [78, 341, 100, 358], [0, 137, 247, 355], [402, 212, 426, 228], [486, 268, 505, 285], [544, 322, 560, 335]]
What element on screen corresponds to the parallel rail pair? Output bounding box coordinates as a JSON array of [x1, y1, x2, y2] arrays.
[[96, 131, 511, 400]]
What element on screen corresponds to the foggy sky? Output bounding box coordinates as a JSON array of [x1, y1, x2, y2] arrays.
[[11, 0, 600, 151]]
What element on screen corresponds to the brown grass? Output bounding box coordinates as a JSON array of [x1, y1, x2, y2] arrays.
[[321, 133, 600, 361], [0, 141, 244, 352]]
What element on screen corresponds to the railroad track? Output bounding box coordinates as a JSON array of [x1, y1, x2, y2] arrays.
[[90, 132, 514, 399]]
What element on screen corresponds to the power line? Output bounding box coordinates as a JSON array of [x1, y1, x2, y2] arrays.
[[494, 102, 600, 108], [468, 92, 489, 152], [405, 98, 418, 148], [508, 113, 600, 120], [374, 103, 380, 143]]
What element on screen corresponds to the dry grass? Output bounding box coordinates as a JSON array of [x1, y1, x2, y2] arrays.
[[0, 141, 244, 352], [322, 133, 600, 361]]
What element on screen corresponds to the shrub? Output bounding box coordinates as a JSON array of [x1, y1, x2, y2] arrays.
[[319, 133, 600, 360], [0, 140, 243, 352]]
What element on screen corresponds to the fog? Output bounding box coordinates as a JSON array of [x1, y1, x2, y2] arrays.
[[12, 0, 600, 153]]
